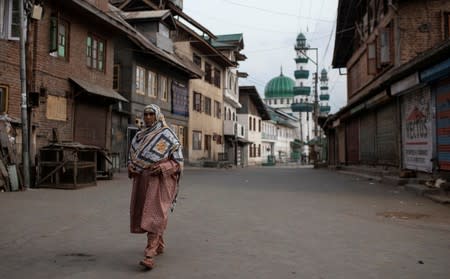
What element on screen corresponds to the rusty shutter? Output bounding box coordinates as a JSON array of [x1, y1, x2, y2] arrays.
[[338, 126, 346, 164], [360, 111, 377, 163], [346, 118, 360, 164], [74, 102, 107, 148], [436, 79, 450, 170], [376, 101, 398, 165]]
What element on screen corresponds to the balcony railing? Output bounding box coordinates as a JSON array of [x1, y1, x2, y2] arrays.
[[293, 86, 311, 96]]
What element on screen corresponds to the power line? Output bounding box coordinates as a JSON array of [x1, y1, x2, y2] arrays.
[[221, 0, 334, 23]]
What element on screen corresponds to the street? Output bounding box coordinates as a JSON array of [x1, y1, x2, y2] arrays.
[[1, 166, 449, 279]]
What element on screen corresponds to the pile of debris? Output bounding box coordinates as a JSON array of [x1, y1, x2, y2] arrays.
[[0, 115, 22, 192]]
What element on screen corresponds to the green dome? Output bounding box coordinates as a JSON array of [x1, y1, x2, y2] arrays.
[[264, 73, 295, 98], [297, 33, 306, 41]]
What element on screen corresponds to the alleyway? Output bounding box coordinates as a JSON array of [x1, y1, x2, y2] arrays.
[[0, 167, 449, 279]]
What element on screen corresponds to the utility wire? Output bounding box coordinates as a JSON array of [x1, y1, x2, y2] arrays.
[[221, 0, 334, 22]]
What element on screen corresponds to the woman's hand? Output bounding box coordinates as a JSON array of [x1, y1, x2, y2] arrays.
[[128, 164, 139, 178], [149, 166, 162, 176]]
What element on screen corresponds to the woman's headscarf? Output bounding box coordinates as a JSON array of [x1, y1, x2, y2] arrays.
[[129, 104, 184, 171], [143, 104, 167, 128]]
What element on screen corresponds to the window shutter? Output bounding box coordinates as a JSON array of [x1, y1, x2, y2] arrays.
[[379, 27, 391, 65], [367, 42, 377, 74], [49, 16, 58, 52]]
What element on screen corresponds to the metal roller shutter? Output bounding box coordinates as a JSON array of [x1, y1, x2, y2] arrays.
[[360, 112, 377, 163], [346, 118, 360, 164], [376, 102, 398, 165]]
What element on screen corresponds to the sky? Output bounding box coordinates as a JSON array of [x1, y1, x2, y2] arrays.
[[183, 0, 347, 113]]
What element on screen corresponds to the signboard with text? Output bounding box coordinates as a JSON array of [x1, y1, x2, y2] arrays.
[[401, 88, 433, 172]]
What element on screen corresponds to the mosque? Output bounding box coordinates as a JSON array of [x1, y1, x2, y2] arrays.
[[263, 33, 330, 160]]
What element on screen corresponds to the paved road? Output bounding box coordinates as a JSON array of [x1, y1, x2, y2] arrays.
[[0, 166, 449, 279]]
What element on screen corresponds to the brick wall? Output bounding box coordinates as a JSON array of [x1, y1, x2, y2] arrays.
[[29, 1, 118, 150], [0, 40, 21, 118], [398, 0, 450, 64]]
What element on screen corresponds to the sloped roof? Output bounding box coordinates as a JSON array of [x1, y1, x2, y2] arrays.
[[239, 86, 271, 120]]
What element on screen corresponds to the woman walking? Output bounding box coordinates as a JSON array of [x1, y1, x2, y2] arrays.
[[128, 104, 183, 270]]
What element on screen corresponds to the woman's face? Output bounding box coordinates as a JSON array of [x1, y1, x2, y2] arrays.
[[143, 111, 156, 127]]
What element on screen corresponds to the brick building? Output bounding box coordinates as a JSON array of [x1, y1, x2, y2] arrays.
[[325, 0, 450, 175]]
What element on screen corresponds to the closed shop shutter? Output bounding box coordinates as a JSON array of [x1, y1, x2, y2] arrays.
[[338, 126, 346, 164], [346, 118, 360, 164], [376, 101, 398, 165], [360, 112, 377, 163], [328, 131, 336, 165], [74, 102, 107, 148], [435, 78, 450, 170]]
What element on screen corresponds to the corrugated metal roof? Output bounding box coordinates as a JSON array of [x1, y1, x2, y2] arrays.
[[122, 10, 171, 20], [69, 78, 128, 102]]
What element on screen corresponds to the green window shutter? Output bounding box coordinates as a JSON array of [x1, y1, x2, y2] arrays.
[[49, 16, 58, 52]]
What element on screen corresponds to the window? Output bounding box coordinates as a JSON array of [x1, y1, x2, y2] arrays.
[[193, 53, 201, 67], [214, 101, 221, 118], [86, 35, 105, 71], [135, 66, 145, 95], [367, 41, 377, 75], [280, 98, 284, 104], [259, 119, 261, 132], [147, 70, 157, 97], [0, 85, 8, 113], [113, 64, 120, 90], [249, 116, 252, 130], [205, 62, 212, 83], [274, 99, 277, 105], [49, 16, 69, 58], [204, 135, 211, 151], [204, 97, 211, 115], [192, 131, 202, 150], [258, 144, 261, 157], [444, 12, 450, 39], [0, 0, 19, 39], [228, 109, 231, 120], [159, 75, 168, 101], [193, 92, 202, 112], [253, 118, 256, 131], [213, 68, 221, 88], [379, 26, 391, 65]]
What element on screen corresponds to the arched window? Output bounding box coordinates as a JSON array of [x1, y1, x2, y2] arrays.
[[249, 116, 252, 130], [233, 112, 236, 121]]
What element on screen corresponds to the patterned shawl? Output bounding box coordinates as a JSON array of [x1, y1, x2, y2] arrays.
[[128, 104, 184, 172]]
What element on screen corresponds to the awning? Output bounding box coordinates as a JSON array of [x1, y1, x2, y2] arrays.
[[69, 78, 128, 102]]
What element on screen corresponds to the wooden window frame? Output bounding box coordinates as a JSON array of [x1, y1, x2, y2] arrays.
[[113, 64, 120, 90], [86, 34, 106, 71], [204, 96, 212, 115], [147, 70, 157, 97], [193, 92, 202, 112], [0, 85, 9, 113], [193, 53, 201, 67], [135, 66, 145, 95], [192, 130, 202, 150], [213, 68, 221, 88], [50, 15, 69, 59], [367, 41, 377, 75], [214, 100, 221, 119], [0, 0, 20, 40], [205, 62, 212, 83], [378, 24, 393, 66], [443, 11, 450, 39], [159, 75, 168, 101]]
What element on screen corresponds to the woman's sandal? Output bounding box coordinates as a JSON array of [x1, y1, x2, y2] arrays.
[[139, 257, 154, 270]]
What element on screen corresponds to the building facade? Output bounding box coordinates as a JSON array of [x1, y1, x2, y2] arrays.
[[326, 0, 450, 175]]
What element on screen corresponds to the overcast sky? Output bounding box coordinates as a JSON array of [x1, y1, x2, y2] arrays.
[[183, 0, 347, 113]]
